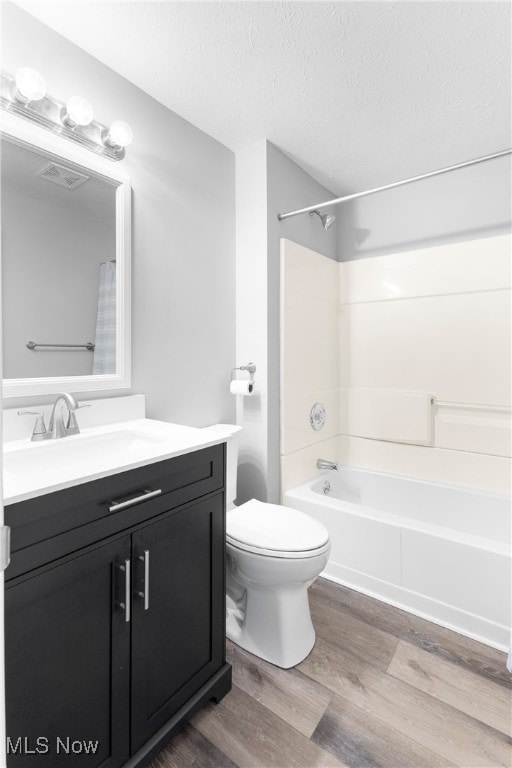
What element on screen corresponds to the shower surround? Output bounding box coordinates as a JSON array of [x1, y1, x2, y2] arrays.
[[279, 235, 511, 648], [280, 234, 511, 495]]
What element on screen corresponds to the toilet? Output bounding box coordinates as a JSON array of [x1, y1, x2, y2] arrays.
[[208, 424, 330, 669]]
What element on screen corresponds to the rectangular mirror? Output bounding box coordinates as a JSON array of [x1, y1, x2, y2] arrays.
[[1, 111, 131, 398]]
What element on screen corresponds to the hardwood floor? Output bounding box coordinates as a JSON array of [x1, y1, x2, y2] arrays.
[[150, 578, 511, 768]]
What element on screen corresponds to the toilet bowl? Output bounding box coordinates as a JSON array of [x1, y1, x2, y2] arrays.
[[206, 424, 331, 669]]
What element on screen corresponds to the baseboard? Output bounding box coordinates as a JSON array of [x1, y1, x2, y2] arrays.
[[321, 563, 509, 652], [124, 663, 232, 768]]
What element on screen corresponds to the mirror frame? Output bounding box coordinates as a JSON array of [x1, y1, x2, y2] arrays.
[[1, 110, 131, 398]]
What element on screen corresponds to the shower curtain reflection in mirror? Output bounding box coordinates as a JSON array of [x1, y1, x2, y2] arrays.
[[93, 260, 116, 374]]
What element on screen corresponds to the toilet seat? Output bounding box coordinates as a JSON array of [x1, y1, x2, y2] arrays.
[[227, 537, 331, 559], [227, 498, 330, 559]]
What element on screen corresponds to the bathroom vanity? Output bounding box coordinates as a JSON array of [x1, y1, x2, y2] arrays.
[[1, 110, 234, 765], [3, 422, 230, 767], [1, 100, 234, 765]]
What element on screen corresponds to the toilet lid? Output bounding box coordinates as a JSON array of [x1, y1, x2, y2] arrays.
[[227, 499, 329, 553]]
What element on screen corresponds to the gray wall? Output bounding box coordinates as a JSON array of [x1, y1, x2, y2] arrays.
[[1, 4, 236, 426], [235, 139, 337, 505], [338, 154, 512, 260]]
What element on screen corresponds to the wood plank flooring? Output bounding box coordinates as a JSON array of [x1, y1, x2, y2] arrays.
[[150, 578, 511, 768]]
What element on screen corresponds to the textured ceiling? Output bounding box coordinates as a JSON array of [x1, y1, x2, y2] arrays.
[[11, 0, 512, 194]]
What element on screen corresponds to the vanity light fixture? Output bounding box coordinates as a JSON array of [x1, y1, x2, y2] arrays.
[[63, 96, 94, 128], [13, 67, 46, 104], [0, 69, 132, 161]]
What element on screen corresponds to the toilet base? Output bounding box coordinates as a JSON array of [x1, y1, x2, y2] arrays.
[[226, 581, 316, 668]]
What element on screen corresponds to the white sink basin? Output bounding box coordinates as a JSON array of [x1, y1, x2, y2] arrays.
[[3, 418, 227, 505], [4, 430, 168, 479]]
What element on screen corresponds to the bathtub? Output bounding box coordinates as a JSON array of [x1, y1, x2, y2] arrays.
[[285, 466, 511, 650]]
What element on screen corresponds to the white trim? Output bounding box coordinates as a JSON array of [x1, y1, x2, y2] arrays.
[[321, 564, 510, 651], [0, 110, 132, 398]]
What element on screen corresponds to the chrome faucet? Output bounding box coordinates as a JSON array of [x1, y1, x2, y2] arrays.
[[317, 458, 338, 471], [48, 393, 81, 439], [19, 393, 89, 441]]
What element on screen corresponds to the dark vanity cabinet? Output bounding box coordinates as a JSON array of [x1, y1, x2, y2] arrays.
[[5, 537, 131, 768], [4, 444, 230, 768], [130, 495, 225, 753]]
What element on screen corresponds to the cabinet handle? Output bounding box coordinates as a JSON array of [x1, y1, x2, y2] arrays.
[[137, 550, 149, 611], [108, 489, 162, 513], [119, 559, 131, 623]]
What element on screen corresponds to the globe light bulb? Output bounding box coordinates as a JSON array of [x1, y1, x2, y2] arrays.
[[65, 96, 94, 127], [14, 68, 46, 103], [107, 121, 133, 148]]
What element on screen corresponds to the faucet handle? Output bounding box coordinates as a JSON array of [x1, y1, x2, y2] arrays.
[[66, 402, 91, 434], [17, 410, 48, 441]]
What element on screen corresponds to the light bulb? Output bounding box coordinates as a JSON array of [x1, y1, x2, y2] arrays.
[[107, 121, 133, 148], [14, 67, 46, 103], [64, 96, 94, 127]]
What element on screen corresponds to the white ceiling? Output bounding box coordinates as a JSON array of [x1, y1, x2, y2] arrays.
[[13, 0, 511, 194]]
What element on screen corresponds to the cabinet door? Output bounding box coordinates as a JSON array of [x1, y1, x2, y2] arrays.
[[5, 537, 131, 767], [130, 495, 225, 753]]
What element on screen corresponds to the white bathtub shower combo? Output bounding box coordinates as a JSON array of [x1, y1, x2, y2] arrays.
[[286, 465, 511, 650]]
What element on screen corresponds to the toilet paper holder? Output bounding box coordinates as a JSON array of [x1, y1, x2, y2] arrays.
[[231, 362, 256, 384]]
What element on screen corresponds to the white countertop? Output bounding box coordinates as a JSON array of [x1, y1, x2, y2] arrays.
[[3, 418, 228, 506]]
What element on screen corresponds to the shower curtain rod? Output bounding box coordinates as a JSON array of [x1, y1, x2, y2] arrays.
[[277, 148, 512, 222]]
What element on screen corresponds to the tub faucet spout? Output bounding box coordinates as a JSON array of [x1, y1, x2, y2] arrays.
[[317, 458, 338, 471]]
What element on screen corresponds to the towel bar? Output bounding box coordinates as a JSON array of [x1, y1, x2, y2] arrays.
[[26, 341, 95, 351]]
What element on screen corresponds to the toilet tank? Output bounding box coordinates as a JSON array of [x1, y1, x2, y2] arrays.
[[203, 424, 242, 508]]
